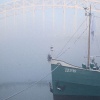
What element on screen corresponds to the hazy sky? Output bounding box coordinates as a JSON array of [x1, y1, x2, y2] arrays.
[[0, 0, 9, 3], [0, 0, 100, 83]]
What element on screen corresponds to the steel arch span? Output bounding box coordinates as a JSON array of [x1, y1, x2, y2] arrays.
[[0, 0, 100, 18], [0, 0, 100, 33]]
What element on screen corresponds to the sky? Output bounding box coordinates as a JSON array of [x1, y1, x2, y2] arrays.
[[0, 0, 9, 3], [0, 0, 100, 83]]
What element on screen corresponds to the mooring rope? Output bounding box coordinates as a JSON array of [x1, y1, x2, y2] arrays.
[[1, 64, 60, 100]]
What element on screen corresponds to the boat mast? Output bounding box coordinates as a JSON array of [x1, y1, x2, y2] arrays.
[[87, 5, 91, 68]]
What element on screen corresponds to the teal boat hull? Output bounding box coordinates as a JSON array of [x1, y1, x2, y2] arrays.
[[53, 95, 100, 100], [51, 59, 100, 100]]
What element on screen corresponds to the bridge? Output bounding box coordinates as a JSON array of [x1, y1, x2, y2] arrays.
[[0, 0, 100, 32]]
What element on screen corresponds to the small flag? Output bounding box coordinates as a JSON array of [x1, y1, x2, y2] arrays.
[[90, 14, 95, 40]]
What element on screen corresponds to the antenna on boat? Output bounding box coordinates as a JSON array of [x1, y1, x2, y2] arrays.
[[50, 46, 54, 58], [84, 5, 91, 69], [47, 46, 53, 62]]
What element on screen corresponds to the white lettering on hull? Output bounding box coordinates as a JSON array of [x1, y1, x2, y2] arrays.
[[65, 68, 76, 73]]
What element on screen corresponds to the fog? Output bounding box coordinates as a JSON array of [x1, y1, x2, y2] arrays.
[[0, 6, 100, 83]]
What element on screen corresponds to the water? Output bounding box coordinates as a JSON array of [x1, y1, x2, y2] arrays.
[[0, 82, 53, 100]]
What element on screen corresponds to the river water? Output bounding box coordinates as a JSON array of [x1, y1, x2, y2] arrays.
[[0, 82, 53, 100]]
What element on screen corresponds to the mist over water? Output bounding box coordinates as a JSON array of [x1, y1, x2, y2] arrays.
[[0, 82, 53, 100], [0, 8, 89, 83]]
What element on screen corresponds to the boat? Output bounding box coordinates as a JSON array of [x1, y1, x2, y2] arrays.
[[48, 5, 100, 100]]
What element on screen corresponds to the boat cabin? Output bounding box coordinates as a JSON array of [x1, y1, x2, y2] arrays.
[[82, 57, 100, 70]]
